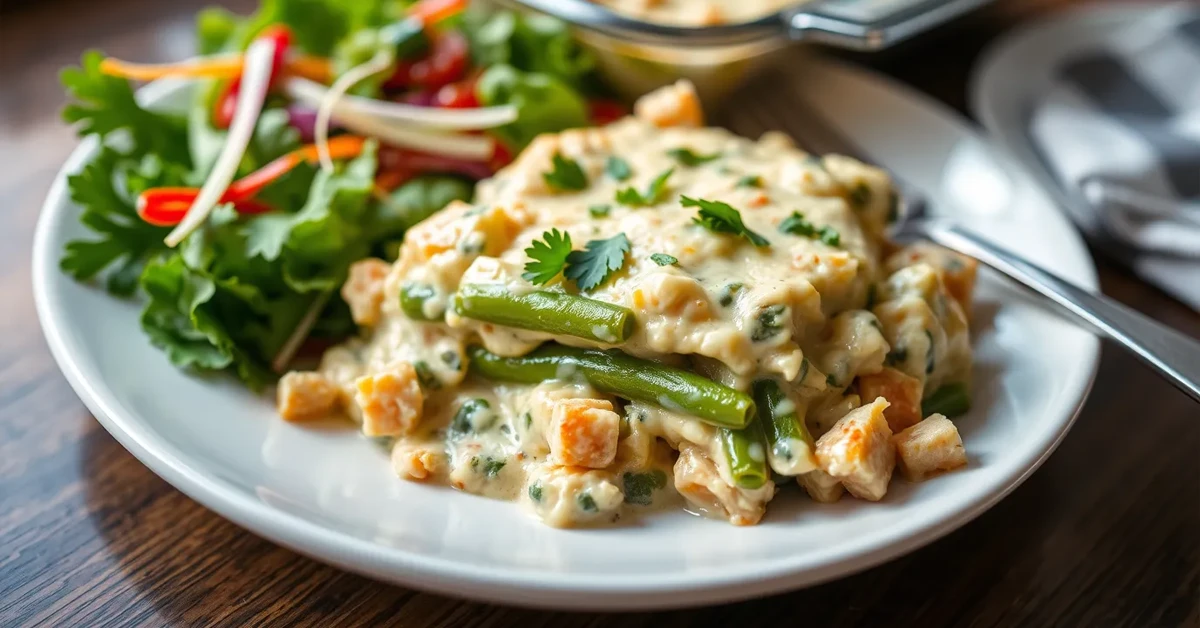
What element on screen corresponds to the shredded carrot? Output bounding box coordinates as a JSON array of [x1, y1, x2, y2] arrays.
[[100, 53, 331, 83], [407, 0, 468, 25]]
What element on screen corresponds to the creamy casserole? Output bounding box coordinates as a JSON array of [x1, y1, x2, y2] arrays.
[[278, 81, 977, 527]]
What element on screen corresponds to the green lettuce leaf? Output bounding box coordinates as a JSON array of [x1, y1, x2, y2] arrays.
[[476, 64, 589, 149]]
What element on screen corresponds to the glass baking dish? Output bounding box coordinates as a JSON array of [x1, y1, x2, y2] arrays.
[[493, 0, 997, 99]]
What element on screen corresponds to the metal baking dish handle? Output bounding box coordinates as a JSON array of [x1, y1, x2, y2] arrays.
[[503, 0, 995, 50]]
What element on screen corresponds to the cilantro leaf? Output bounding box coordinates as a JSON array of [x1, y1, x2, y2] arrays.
[[564, 233, 630, 291], [542, 152, 589, 191], [649, 253, 678, 266], [605, 156, 632, 181], [522, 228, 573, 284], [61, 51, 190, 164], [683, 196, 770, 247], [623, 470, 668, 506], [667, 148, 720, 167], [615, 168, 673, 207]]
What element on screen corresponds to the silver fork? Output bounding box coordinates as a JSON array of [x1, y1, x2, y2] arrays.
[[785, 97, 1200, 403]]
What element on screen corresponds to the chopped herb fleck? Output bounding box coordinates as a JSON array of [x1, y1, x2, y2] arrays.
[[605, 155, 632, 181], [441, 350, 462, 371], [522, 228, 573, 285], [577, 492, 598, 512], [817, 225, 841, 247], [451, 398, 493, 434], [649, 253, 678, 266], [848, 182, 872, 209], [717, 282, 744, 307], [667, 147, 721, 166], [736, 174, 763, 188], [798, 357, 810, 385], [779, 211, 816, 237], [413, 360, 441, 390], [542, 152, 589, 191], [481, 457, 506, 478], [885, 346, 908, 367], [588, 203, 612, 218], [523, 412, 533, 430], [528, 483, 543, 502], [684, 196, 770, 247], [826, 373, 839, 387], [623, 470, 668, 506], [865, 283, 878, 309], [564, 232, 630, 291], [751, 304, 788, 342], [616, 168, 673, 207]]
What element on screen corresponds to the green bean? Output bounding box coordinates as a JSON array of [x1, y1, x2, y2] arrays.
[[467, 345, 754, 429], [753, 379, 817, 476], [921, 382, 971, 418], [453, 284, 635, 344], [400, 282, 440, 321], [718, 415, 770, 489]]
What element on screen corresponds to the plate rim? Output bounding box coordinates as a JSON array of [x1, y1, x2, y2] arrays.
[[33, 61, 1101, 610]]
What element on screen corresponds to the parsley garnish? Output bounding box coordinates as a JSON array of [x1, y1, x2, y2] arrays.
[[542, 152, 588, 191], [605, 156, 632, 181], [564, 233, 630, 291], [528, 483, 543, 502], [717, 282, 744, 307], [450, 398, 493, 434], [649, 253, 678, 266], [589, 203, 612, 218], [683, 196, 770, 247], [522, 228, 573, 285], [482, 457, 506, 478], [577, 492, 598, 512], [751, 304, 788, 342], [413, 360, 441, 390], [667, 147, 720, 166], [616, 168, 673, 207], [736, 175, 763, 188]]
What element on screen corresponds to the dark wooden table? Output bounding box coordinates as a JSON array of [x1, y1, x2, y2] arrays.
[[1, 0, 1197, 625]]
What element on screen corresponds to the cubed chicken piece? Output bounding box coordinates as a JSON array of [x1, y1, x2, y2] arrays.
[[341, 258, 391, 326], [797, 469, 845, 503], [391, 441, 446, 481], [277, 371, 340, 422], [815, 397, 895, 501], [548, 399, 620, 469], [893, 414, 967, 481], [353, 363, 424, 437], [857, 367, 924, 432], [674, 443, 774, 526], [886, 243, 978, 312], [526, 465, 624, 528], [634, 80, 704, 128], [632, 273, 713, 321]]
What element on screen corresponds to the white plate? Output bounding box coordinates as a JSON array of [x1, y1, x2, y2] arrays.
[[33, 57, 1099, 610]]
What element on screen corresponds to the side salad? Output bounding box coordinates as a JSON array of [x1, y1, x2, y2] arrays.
[[59, 0, 620, 388]]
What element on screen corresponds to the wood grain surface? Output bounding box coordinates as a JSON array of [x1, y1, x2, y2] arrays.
[[1, 0, 1197, 626]]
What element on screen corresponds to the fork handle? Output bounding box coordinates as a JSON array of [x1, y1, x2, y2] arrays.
[[926, 222, 1200, 402]]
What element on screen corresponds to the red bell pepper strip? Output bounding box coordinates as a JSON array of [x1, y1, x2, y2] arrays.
[[434, 78, 479, 109], [213, 26, 293, 129], [385, 31, 469, 91], [137, 136, 367, 226], [589, 99, 627, 126]]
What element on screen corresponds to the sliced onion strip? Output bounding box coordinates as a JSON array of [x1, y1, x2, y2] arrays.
[[164, 37, 276, 247], [284, 76, 516, 130], [314, 50, 396, 172]]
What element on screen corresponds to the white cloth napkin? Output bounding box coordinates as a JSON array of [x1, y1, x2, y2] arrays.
[[1028, 3, 1200, 309]]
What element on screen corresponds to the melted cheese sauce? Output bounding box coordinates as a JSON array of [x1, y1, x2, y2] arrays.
[[293, 82, 974, 528]]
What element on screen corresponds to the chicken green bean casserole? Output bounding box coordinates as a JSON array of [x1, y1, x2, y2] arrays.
[[277, 81, 978, 528]]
